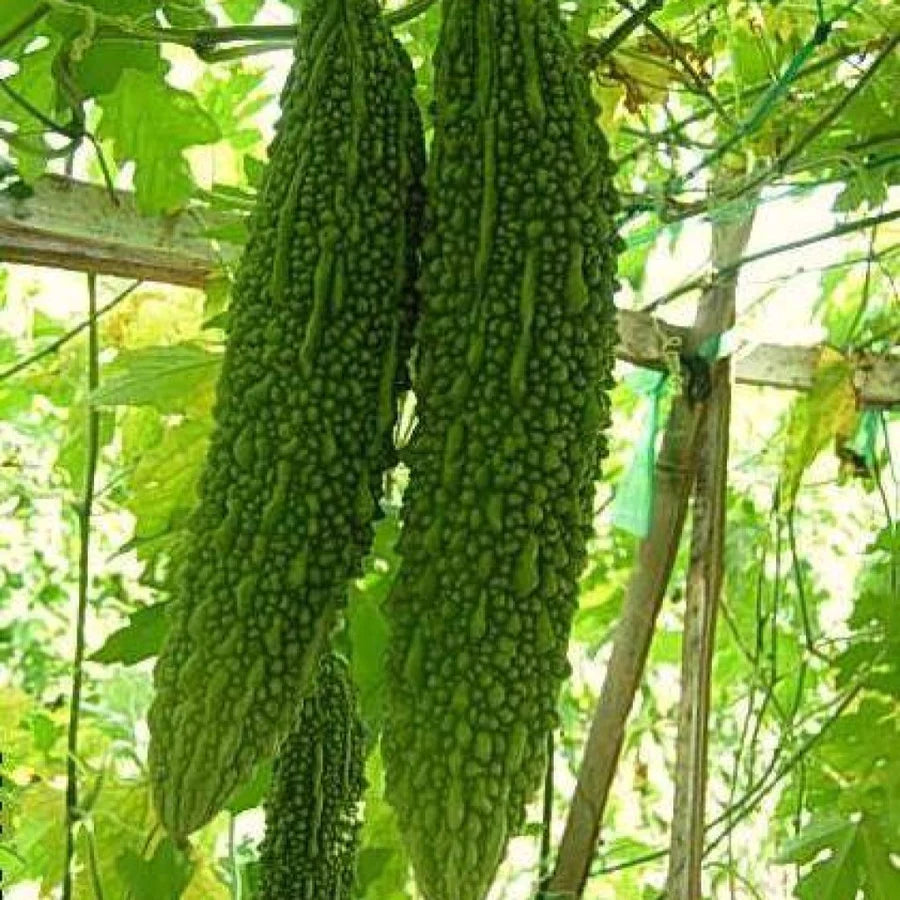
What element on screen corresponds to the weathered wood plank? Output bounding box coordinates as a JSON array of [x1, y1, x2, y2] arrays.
[[734, 342, 899, 408], [0, 175, 219, 288], [616, 310, 899, 408]]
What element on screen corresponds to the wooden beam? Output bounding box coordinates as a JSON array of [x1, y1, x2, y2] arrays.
[[0, 175, 220, 288], [1, 176, 897, 406], [734, 343, 899, 408], [616, 311, 900, 409]]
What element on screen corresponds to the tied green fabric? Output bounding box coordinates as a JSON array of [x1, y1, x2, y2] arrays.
[[612, 328, 732, 539], [612, 369, 668, 538], [847, 409, 879, 471]]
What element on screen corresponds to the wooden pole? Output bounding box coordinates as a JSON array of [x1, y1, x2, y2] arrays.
[[548, 397, 707, 895], [665, 206, 756, 899], [0, 174, 226, 287], [548, 202, 757, 899]]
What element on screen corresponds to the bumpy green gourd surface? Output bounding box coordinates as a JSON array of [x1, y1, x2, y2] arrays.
[[147, 0, 424, 838], [382, 0, 621, 897], [259, 654, 366, 900]]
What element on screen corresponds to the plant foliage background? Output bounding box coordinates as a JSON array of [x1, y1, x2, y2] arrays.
[[0, 0, 898, 897]]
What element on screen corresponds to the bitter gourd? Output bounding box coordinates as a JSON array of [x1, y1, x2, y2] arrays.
[[147, 0, 425, 838], [258, 653, 366, 900], [382, 0, 621, 896]]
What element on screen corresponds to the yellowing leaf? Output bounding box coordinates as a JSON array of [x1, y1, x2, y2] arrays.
[[74, 780, 155, 900], [6, 780, 66, 892], [104, 289, 206, 350], [781, 347, 856, 507], [0, 687, 37, 761], [612, 53, 675, 110], [182, 857, 230, 899]]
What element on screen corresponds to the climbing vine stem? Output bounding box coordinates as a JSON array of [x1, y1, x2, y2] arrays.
[[39, 0, 437, 57], [536, 729, 556, 898], [61, 272, 101, 900]]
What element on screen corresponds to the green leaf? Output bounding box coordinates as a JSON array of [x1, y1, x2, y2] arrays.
[[572, 590, 624, 645], [1, 2, 46, 56], [617, 238, 654, 291], [612, 369, 668, 537], [355, 848, 400, 895], [116, 837, 194, 900], [777, 814, 855, 865], [349, 581, 391, 735], [162, 0, 216, 28], [221, 0, 266, 23], [56, 0, 159, 20], [31, 309, 66, 339], [96, 69, 220, 213], [93, 670, 155, 740], [73, 41, 167, 97], [123, 417, 210, 556], [203, 272, 232, 324], [728, 25, 771, 102], [57, 404, 116, 489], [858, 819, 900, 899], [195, 66, 267, 154], [871, 525, 899, 557], [244, 154, 266, 188], [93, 343, 220, 412], [6, 781, 66, 889], [564, 0, 611, 44], [90, 602, 170, 665], [355, 750, 410, 900], [833, 167, 889, 213], [778, 813, 900, 900], [786, 818, 858, 899], [599, 835, 659, 867], [348, 509, 401, 734], [225, 762, 272, 814], [0, 31, 62, 182], [27, 711, 64, 755]]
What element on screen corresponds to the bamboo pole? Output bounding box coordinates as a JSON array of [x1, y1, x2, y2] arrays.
[[665, 206, 756, 899], [548, 202, 757, 899]]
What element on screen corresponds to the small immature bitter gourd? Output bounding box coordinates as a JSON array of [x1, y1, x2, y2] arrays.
[[258, 654, 366, 900], [382, 0, 621, 896], [147, 0, 424, 838]]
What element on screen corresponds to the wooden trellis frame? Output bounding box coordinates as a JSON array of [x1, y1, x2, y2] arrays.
[[3, 176, 898, 407], [2, 174, 898, 900]]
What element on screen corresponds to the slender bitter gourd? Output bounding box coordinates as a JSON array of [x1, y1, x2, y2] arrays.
[[258, 654, 366, 900], [382, 0, 621, 896], [147, 0, 425, 838]]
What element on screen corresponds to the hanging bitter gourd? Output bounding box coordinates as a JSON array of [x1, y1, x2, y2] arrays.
[[147, 0, 425, 839], [382, 0, 621, 896], [258, 653, 366, 900]]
